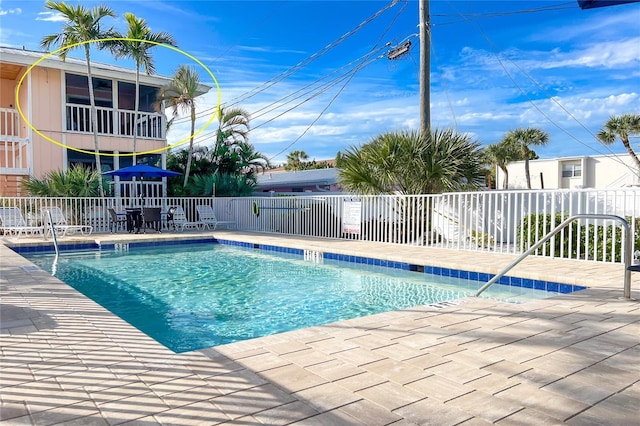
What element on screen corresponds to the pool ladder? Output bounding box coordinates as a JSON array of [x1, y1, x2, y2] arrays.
[[475, 214, 633, 300], [44, 210, 60, 274]]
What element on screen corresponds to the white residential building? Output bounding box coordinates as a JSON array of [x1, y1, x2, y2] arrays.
[[496, 154, 639, 190]]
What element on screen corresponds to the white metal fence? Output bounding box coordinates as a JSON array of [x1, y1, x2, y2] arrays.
[[2, 188, 639, 263]]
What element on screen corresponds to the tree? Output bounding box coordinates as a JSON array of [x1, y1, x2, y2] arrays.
[[483, 138, 521, 189], [338, 129, 484, 195], [158, 65, 201, 187], [215, 142, 270, 178], [40, 1, 116, 197], [212, 107, 252, 174], [597, 113, 640, 172], [23, 165, 104, 197], [284, 150, 309, 171], [188, 173, 256, 197], [216, 107, 250, 147], [106, 13, 176, 165], [506, 127, 549, 189]]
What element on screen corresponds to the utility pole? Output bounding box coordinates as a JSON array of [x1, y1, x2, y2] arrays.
[[419, 0, 430, 136]]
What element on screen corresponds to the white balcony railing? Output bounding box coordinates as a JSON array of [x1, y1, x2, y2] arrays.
[[66, 104, 165, 140], [0, 108, 28, 172], [0, 107, 20, 137]]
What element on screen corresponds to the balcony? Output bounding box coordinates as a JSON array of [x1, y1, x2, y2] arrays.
[[0, 107, 28, 174], [66, 104, 166, 140]]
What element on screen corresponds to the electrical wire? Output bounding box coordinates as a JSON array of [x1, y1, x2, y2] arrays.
[[428, 28, 459, 131], [433, 2, 577, 27], [444, 0, 637, 175], [264, 0, 410, 161], [169, 0, 403, 127]]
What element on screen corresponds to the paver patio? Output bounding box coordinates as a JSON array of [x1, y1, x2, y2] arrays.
[[1, 230, 638, 425]]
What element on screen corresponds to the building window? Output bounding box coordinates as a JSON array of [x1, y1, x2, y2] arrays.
[[562, 162, 582, 178], [65, 73, 113, 107], [118, 82, 159, 112]]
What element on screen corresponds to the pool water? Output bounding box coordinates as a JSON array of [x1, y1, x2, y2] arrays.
[[25, 243, 560, 353]]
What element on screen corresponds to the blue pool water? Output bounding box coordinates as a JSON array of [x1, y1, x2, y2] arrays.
[[25, 243, 566, 353]]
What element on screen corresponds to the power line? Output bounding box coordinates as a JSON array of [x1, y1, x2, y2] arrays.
[[170, 0, 404, 127], [444, 0, 637, 175], [433, 2, 577, 27]]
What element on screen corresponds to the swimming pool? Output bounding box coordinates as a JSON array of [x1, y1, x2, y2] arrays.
[[24, 242, 575, 353]]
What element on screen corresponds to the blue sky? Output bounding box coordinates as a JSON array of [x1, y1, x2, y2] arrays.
[[1, 0, 639, 165]]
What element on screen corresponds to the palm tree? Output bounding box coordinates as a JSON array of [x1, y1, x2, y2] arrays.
[[285, 150, 309, 171], [212, 106, 251, 173], [484, 138, 521, 189], [338, 129, 484, 195], [506, 127, 549, 189], [106, 13, 176, 165], [23, 164, 104, 197], [158, 65, 201, 187], [233, 142, 271, 178], [597, 113, 640, 172], [40, 1, 116, 197], [216, 107, 250, 147]]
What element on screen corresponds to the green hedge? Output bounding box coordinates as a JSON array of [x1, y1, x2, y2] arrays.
[[517, 213, 639, 262]]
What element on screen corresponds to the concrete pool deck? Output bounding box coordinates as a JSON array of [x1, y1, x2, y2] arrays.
[[1, 230, 638, 425]]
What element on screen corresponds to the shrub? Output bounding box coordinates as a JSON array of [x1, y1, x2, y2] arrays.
[[517, 213, 639, 262]]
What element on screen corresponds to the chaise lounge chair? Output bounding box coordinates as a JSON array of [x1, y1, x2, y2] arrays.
[[0, 207, 44, 239], [171, 206, 205, 232], [42, 206, 93, 237], [195, 205, 235, 230]]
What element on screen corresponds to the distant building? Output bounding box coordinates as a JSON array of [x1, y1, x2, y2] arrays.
[[255, 168, 342, 193], [496, 154, 639, 189]]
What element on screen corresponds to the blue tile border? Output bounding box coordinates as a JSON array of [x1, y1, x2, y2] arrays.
[[13, 242, 100, 253], [217, 241, 585, 295], [11, 237, 587, 295]]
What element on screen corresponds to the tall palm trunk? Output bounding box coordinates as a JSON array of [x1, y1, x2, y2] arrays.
[[133, 64, 140, 165], [523, 148, 531, 189], [621, 138, 640, 172], [183, 106, 196, 187], [84, 45, 105, 198]]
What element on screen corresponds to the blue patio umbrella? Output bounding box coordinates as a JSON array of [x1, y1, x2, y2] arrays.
[[102, 164, 182, 179], [103, 164, 182, 199]]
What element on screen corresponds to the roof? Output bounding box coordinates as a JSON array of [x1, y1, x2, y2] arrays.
[[256, 168, 339, 189], [0, 46, 211, 93]]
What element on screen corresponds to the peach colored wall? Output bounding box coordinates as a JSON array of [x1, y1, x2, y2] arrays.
[[16, 69, 30, 139], [29, 68, 64, 177], [1, 76, 19, 108], [64, 134, 165, 152]]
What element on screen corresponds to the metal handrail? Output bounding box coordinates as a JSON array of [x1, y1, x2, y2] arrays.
[[475, 214, 632, 300], [45, 210, 60, 276]]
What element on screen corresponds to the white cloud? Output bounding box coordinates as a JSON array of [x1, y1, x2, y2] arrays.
[[0, 6, 20, 15], [36, 11, 66, 22], [540, 38, 640, 69]]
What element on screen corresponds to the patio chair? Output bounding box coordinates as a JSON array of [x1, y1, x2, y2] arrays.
[[171, 206, 204, 232], [107, 208, 127, 233], [142, 207, 162, 233], [42, 206, 93, 237], [0, 207, 44, 239], [195, 205, 235, 230]]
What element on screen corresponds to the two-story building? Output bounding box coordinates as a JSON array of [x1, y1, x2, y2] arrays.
[[496, 153, 640, 189], [0, 45, 209, 196]]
